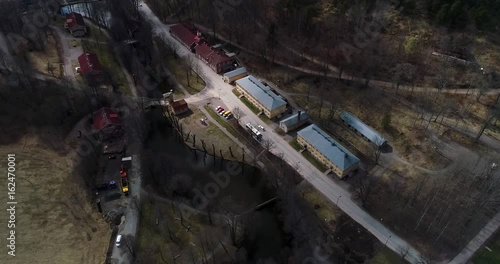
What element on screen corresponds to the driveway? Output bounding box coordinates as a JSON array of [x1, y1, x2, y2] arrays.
[[50, 26, 83, 83], [140, 3, 423, 263]]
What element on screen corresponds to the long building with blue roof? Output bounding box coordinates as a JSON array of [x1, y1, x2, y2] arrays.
[[297, 124, 360, 178], [235, 75, 287, 118], [340, 112, 387, 147]]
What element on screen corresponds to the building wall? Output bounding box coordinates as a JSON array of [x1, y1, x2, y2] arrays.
[[280, 118, 309, 133], [296, 135, 357, 178], [69, 25, 87, 37], [236, 84, 286, 119], [224, 73, 248, 83]]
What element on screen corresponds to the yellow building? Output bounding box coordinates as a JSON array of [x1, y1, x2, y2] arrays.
[[223, 67, 248, 84], [297, 124, 360, 178], [235, 76, 287, 119]]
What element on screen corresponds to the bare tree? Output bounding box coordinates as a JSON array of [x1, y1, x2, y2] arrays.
[[232, 107, 244, 120], [261, 138, 275, 152], [352, 174, 377, 207]]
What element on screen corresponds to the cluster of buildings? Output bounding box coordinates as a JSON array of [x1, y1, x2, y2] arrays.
[[167, 23, 388, 179], [294, 112, 387, 178], [169, 23, 237, 74]]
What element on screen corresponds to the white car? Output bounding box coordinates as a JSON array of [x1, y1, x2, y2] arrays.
[[258, 125, 265, 131], [115, 235, 122, 247], [215, 106, 221, 111]]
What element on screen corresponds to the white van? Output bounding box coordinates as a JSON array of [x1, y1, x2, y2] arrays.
[[115, 235, 122, 247]]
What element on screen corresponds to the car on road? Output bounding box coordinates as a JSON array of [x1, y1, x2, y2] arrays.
[[115, 235, 122, 247], [258, 125, 265, 131]]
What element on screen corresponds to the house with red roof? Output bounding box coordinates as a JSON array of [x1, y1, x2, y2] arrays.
[[92, 108, 125, 141], [169, 99, 189, 115], [169, 23, 199, 51], [65, 12, 87, 37], [194, 42, 235, 74], [77, 52, 104, 83]]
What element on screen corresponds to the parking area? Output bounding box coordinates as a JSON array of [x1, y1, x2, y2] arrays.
[[95, 140, 131, 216]]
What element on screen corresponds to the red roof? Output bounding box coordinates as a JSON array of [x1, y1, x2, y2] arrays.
[[171, 100, 188, 111], [170, 24, 198, 47], [66, 12, 85, 30], [92, 108, 123, 131], [78, 52, 103, 75], [195, 42, 232, 66]]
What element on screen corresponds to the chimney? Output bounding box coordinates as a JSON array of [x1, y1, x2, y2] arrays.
[[298, 110, 301, 121]]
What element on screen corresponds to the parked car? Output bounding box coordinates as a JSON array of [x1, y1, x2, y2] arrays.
[[215, 106, 221, 111], [225, 114, 232, 120], [217, 107, 225, 113], [115, 235, 122, 247], [223, 110, 231, 117], [221, 110, 230, 116], [258, 125, 265, 131]]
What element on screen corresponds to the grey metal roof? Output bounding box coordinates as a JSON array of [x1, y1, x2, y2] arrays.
[[297, 124, 359, 171], [223, 67, 247, 79], [236, 75, 286, 111], [340, 112, 387, 147], [280, 112, 310, 127]]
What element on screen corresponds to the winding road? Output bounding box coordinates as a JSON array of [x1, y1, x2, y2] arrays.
[[140, 3, 424, 263]]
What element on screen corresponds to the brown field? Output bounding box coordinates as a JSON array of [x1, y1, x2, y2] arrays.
[[0, 135, 110, 264], [26, 33, 62, 78]]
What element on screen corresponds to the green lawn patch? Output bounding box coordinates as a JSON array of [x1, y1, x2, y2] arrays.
[[154, 37, 205, 95], [289, 138, 327, 171], [369, 247, 405, 264], [289, 138, 302, 151], [232, 87, 240, 96], [81, 40, 130, 94], [240, 96, 260, 114], [473, 236, 500, 264]]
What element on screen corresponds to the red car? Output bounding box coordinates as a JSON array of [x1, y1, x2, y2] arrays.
[[217, 107, 225, 113]]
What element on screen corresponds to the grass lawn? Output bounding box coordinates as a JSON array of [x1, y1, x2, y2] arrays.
[[86, 23, 109, 43], [154, 37, 206, 95], [240, 96, 260, 114], [301, 183, 340, 223], [302, 150, 328, 172], [232, 87, 240, 96], [81, 40, 130, 94], [289, 138, 302, 151], [369, 247, 405, 264], [180, 107, 242, 160], [473, 236, 500, 264], [289, 138, 328, 172]]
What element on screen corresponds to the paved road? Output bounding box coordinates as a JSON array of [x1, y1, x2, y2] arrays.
[[140, 3, 423, 263]]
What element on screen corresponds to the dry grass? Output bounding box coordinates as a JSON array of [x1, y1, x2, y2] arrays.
[[26, 33, 62, 78], [472, 35, 500, 73], [300, 183, 341, 225], [0, 135, 110, 264], [179, 107, 243, 160]]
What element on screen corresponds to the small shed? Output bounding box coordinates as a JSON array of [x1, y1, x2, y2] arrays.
[[223, 67, 248, 84], [279, 111, 310, 133]]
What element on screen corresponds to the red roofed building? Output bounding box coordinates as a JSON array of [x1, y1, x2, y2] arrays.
[[169, 23, 199, 51], [77, 52, 104, 83], [65, 12, 87, 37], [92, 108, 125, 140], [194, 42, 235, 74], [169, 99, 189, 115]]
